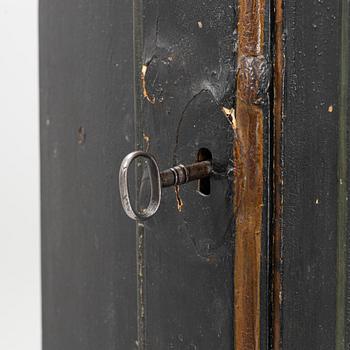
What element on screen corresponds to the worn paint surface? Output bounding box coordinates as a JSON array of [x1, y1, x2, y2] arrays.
[[281, 0, 343, 349], [140, 1, 237, 348], [40, 1, 138, 349], [234, 0, 268, 349], [41, 0, 350, 349]]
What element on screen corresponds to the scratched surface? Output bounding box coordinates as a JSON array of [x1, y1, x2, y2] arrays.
[[140, 1, 237, 348], [40, 1, 138, 349], [40, 0, 277, 348]]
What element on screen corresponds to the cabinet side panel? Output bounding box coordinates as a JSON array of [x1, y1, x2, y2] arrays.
[[40, 1, 137, 349]]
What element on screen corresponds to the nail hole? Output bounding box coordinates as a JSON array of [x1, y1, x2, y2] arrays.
[[197, 148, 212, 196]]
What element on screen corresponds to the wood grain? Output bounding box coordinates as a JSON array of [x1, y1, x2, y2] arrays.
[[234, 0, 267, 349], [272, 0, 284, 348]]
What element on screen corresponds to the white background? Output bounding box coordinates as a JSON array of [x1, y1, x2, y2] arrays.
[[0, 1, 41, 349]]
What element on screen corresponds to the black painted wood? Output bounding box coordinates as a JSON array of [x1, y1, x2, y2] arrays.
[[40, 1, 137, 349], [40, 0, 350, 349], [140, 2, 237, 348], [41, 1, 275, 348], [281, 1, 349, 349]]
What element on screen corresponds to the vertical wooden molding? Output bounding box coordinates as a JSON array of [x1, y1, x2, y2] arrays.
[[272, 0, 284, 348], [234, 0, 266, 349]]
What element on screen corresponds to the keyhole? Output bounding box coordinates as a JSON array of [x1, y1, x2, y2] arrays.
[[197, 148, 212, 196]]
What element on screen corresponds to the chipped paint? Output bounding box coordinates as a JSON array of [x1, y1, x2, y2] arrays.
[[143, 133, 150, 152], [77, 126, 86, 145], [222, 106, 237, 129], [174, 185, 184, 212], [141, 64, 156, 104]]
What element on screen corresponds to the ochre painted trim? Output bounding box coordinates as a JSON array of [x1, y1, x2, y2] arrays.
[[234, 0, 266, 349], [272, 0, 284, 348]]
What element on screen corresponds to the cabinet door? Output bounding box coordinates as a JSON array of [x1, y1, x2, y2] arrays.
[[40, 0, 273, 348], [136, 0, 271, 349], [41, 0, 350, 349]]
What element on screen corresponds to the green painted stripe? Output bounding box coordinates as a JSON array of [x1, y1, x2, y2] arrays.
[[336, 1, 349, 349]]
